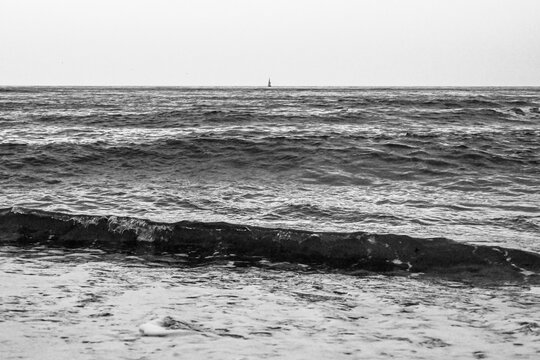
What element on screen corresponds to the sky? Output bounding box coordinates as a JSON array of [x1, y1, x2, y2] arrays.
[[1, 0, 539, 86]]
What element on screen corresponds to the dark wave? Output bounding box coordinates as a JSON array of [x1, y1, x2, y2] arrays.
[[1, 208, 539, 281], [5, 105, 536, 128], [1, 128, 538, 181]]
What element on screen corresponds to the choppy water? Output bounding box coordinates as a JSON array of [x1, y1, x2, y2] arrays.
[[1, 87, 539, 250], [1, 87, 540, 358]]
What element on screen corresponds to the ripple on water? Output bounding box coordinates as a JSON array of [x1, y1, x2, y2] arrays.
[[0, 247, 539, 359]]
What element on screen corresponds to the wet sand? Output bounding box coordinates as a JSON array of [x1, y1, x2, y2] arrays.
[[1, 246, 539, 359]]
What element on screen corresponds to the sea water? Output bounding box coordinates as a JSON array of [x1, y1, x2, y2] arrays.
[[0, 87, 539, 358]]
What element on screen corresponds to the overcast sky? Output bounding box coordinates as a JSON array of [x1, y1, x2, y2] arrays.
[[1, 0, 539, 86]]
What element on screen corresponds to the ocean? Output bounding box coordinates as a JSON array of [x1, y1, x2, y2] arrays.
[[1, 87, 539, 359]]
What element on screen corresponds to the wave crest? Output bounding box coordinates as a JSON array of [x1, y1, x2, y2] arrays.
[[1, 208, 539, 281]]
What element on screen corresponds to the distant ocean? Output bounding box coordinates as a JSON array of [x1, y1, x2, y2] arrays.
[[1, 87, 540, 359]]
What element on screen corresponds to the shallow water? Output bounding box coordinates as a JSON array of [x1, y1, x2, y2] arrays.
[[1, 246, 539, 359]]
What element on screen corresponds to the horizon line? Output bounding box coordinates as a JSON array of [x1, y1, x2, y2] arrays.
[[2, 84, 540, 88]]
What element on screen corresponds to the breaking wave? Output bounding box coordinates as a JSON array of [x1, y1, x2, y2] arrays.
[[2, 208, 539, 281]]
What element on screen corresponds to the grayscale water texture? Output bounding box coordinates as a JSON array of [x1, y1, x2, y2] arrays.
[[1, 247, 539, 359], [1, 87, 539, 250], [1, 87, 539, 358]]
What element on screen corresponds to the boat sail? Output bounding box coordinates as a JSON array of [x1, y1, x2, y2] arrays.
[[268, 78, 271, 87]]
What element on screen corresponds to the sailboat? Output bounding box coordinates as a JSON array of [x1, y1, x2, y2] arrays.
[[268, 78, 272, 87]]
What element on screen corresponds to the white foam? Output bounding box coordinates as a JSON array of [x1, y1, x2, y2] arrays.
[[106, 217, 172, 242], [139, 319, 191, 337], [529, 287, 540, 295]]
